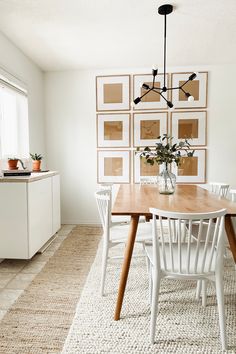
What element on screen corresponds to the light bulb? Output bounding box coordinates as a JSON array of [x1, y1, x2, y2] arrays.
[[139, 82, 143, 88], [152, 65, 158, 70], [188, 95, 194, 102]]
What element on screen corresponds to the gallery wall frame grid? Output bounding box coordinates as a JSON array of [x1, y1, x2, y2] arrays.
[[96, 75, 131, 112]]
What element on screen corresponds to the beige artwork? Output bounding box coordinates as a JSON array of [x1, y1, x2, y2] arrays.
[[179, 80, 200, 101], [178, 119, 199, 139], [140, 159, 159, 176], [103, 83, 123, 104], [141, 82, 161, 102], [104, 121, 123, 140], [178, 156, 198, 176], [140, 120, 160, 140], [104, 157, 123, 176]]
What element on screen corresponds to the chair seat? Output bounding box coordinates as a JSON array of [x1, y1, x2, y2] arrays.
[[110, 221, 152, 243], [145, 242, 216, 276]]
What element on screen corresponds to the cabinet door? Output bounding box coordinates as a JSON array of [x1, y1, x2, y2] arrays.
[[52, 175, 61, 234], [28, 178, 52, 258], [0, 183, 28, 258]]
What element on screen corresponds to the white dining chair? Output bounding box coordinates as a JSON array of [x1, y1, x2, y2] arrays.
[[230, 189, 236, 202], [195, 182, 230, 300], [145, 207, 227, 350], [210, 182, 230, 198], [140, 176, 158, 185], [98, 183, 130, 225], [95, 189, 152, 295]]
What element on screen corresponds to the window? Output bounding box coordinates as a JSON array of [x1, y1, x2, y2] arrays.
[[0, 73, 29, 159]]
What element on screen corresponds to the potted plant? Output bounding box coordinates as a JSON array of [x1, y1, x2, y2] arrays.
[[30, 153, 43, 172], [138, 134, 194, 194], [8, 157, 26, 170]]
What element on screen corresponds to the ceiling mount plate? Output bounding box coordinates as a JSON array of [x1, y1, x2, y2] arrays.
[[158, 4, 173, 15]]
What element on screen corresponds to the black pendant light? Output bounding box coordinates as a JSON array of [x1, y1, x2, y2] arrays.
[[133, 4, 197, 109]]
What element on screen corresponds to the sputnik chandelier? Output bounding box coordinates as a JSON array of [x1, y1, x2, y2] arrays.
[[133, 4, 197, 109]]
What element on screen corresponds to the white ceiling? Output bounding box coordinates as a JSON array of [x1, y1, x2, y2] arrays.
[[0, 0, 235, 72]]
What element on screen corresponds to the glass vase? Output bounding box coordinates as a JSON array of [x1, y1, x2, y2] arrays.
[[158, 163, 176, 194]]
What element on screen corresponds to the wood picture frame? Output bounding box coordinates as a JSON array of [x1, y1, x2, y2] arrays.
[[97, 113, 130, 148], [97, 150, 130, 183], [133, 150, 165, 184], [133, 73, 169, 110], [171, 72, 208, 109], [96, 75, 130, 111], [133, 112, 168, 147], [172, 149, 206, 183], [171, 111, 207, 146]]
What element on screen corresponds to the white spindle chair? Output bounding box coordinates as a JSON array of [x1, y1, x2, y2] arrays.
[[210, 182, 230, 197], [98, 183, 130, 225], [195, 183, 229, 300], [95, 189, 152, 295], [230, 189, 236, 202], [140, 176, 158, 185], [145, 208, 227, 350]]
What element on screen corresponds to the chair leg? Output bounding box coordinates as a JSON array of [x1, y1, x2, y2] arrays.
[[196, 280, 202, 300], [100, 243, 109, 296], [148, 265, 153, 305], [201, 280, 207, 307], [215, 272, 227, 351], [150, 270, 161, 344]]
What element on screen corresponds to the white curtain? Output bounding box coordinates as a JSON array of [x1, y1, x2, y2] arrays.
[[0, 84, 29, 158]]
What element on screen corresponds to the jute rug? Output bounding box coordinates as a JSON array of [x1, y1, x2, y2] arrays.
[[63, 241, 236, 353], [0, 225, 102, 354]]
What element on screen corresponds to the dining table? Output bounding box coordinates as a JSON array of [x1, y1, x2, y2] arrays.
[[112, 184, 236, 321]]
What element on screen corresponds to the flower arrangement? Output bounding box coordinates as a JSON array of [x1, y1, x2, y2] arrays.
[[138, 134, 194, 194], [138, 134, 194, 167]]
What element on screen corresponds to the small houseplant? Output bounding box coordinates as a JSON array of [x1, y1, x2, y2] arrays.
[[8, 157, 26, 170], [138, 134, 194, 194], [30, 153, 43, 172]]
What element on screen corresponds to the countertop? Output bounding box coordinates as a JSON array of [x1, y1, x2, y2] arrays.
[[0, 171, 59, 183]]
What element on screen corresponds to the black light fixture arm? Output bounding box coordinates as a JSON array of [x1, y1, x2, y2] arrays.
[[133, 3, 197, 109]]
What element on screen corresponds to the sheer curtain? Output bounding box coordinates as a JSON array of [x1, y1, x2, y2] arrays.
[[0, 84, 29, 159]]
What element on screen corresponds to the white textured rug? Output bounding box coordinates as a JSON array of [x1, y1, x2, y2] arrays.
[[62, 241, 236, 353]]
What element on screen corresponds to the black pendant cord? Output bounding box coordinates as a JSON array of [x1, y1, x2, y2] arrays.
[[163, 13, 167, 88]]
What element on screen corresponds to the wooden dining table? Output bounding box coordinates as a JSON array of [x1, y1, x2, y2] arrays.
[[112, 184, 236, 321]]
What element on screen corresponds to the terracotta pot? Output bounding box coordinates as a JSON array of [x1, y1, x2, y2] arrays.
[[8, 159, 19, 170], [32, 160, 41, 172]]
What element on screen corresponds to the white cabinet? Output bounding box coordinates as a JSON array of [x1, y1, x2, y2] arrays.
[[0, 172, 61, 259]]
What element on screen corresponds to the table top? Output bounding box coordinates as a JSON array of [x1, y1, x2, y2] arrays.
[[112, 184, 236, 216]]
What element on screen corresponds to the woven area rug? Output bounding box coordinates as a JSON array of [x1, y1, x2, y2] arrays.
[[0, 226, 102, 354], [63, 241, 236, 353]]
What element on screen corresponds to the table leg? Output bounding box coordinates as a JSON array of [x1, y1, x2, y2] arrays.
[[225, 215, 236, 263], [114, 214, 139, 320]]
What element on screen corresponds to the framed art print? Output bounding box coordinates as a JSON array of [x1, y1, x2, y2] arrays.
[[171, 111, 207, 146], [133, 74, 169, 110], [133, 112, 168, 147], [134, 151, 162, 183], [96, 75, 130, 111], [171, 72, 208, 109], [97, 150, 130, 183], [172, 149, 206, 183], [97, 113, 130, 148]]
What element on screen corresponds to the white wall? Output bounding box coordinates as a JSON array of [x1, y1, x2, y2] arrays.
[[0, 32, 46, 169], [45, 65, 236, 224]]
